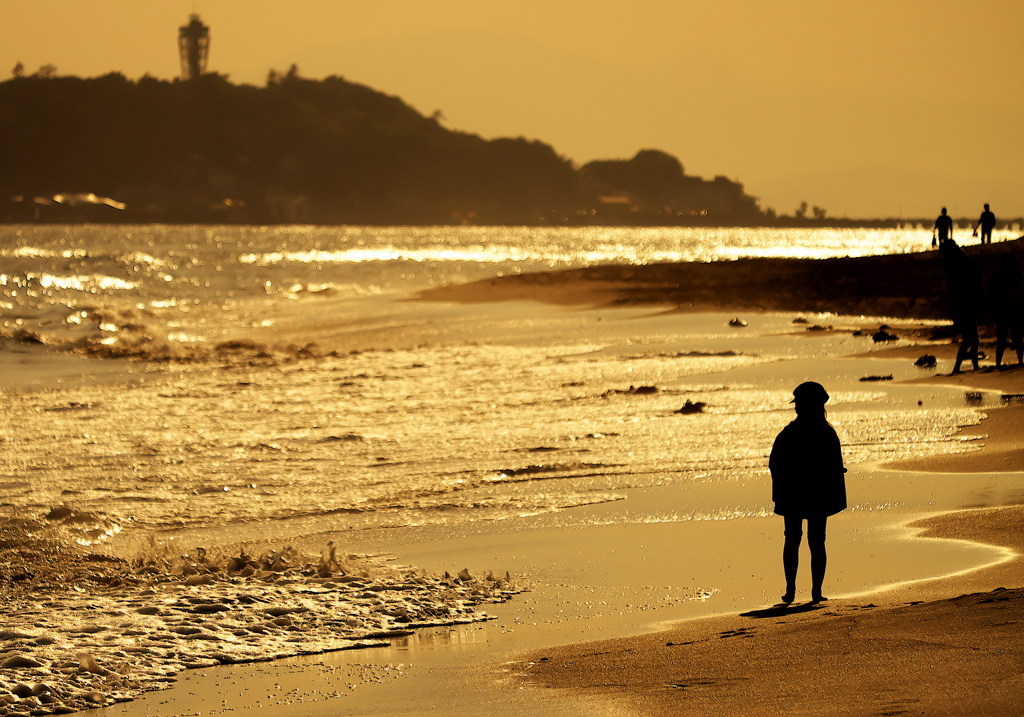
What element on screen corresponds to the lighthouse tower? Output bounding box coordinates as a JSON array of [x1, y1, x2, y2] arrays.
[[178, 14, 210, 80]]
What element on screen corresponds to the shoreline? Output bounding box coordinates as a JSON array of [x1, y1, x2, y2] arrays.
[[517, 507, 1024, 717], [4, 244, 1019, 712], [418, 236, 1024, 323], [517, 362, 1024, 716], [84, 321, 1024, 716], [420, 251, 1024, 713]]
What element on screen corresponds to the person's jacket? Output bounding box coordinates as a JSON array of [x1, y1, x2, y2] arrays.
[[769, 417, 847, 517]]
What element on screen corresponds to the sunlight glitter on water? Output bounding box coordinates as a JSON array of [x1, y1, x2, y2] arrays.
[[0, 223, 938, 354], [235, 226, 935, 268], [0, 327, 983, 547], [0, 224, 985, 553]]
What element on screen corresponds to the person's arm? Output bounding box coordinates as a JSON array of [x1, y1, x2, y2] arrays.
[[769, 428, 791, 504], [830, 428, 846, 476]]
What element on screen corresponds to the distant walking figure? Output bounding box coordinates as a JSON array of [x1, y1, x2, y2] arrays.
[[933, 207, 953, 248], [988, 253, 1024, 367], [769, 382, 847, 604], [940, 240, 984, 373], [974, 204, 996, 244]]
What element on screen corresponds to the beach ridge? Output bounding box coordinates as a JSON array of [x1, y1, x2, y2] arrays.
[[418, 238, 1024, 322]]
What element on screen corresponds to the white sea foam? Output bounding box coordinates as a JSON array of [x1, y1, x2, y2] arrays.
[[0, 516, 522, 714]]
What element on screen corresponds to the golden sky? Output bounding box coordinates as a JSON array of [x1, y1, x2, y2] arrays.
[[4, 1, 1022, 219]]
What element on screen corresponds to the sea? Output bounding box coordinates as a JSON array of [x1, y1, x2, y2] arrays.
[[0, 224, 997, 555], [8, 223, 1024, 715]]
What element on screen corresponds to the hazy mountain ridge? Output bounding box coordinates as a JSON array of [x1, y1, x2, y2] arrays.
[[2, 71, 778, 225], [277, 29, 1021, 220]]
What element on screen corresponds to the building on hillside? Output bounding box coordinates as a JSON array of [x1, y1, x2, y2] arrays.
[[178, 14, 210, 80]]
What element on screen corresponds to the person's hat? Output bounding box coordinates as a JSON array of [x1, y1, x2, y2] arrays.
[[791, 381, 829, 404]]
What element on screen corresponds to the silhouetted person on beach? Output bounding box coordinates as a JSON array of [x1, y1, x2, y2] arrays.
[[769, 382, 847, 604], [988, 253, 1024, 367], [974, 204, 996, 245], [933, 207, 953, 248], [939, 240, 983, 373]]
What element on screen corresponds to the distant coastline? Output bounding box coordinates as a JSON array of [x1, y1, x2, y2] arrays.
[[7, 72, 1018, 229], [0, 215, 906, 228], [5, 215, 1022, 230]]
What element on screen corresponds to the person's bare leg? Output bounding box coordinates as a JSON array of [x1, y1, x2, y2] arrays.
[[953, 338, 968, 373], [968, 325, 981, 370], [808, 517, 828, 602], [995, 322, 1007, 367], [782, 516, 802, 603]]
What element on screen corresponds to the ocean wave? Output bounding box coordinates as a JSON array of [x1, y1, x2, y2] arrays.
[[0, 513, 521, 715], [486, 462, 621, 482], [0, 310, 330, 364], [0, 271, 137, 292], [2, 246, 90, 259], [22, 506, 125, 547]]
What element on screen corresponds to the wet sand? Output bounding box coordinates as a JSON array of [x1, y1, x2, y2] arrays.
[[519, 506, 1024, 717]]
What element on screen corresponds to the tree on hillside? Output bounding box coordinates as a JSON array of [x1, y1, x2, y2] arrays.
[[581, 149, 763, 222]]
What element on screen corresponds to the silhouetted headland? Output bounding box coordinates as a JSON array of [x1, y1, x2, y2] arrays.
[[0, 71, 987, 228]]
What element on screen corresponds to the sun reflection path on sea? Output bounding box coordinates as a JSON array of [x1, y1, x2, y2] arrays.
[[0, 223, 993, 554], [236, 226, 935, 269], [0, 331, 984, 548], [0, 223, 940, 357]]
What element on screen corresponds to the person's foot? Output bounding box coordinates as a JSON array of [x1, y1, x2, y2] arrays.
[[781, 591, 795, 604], [811, 593, 827, 603]]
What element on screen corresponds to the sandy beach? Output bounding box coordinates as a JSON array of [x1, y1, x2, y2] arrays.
[[519, 506, 1024, 717], [491, 268, 1024, 716], [2, 238, 1023, 716]]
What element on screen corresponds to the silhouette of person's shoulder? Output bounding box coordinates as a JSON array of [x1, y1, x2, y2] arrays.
[[774, 417, 837, 450]]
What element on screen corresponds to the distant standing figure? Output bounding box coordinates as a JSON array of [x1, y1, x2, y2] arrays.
[[769, 382, 847, 604], [939, 240, 984, 373], [988, 253, 1024, 367], [974, 204, 996, 244], [933, 207, 953, 248]]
